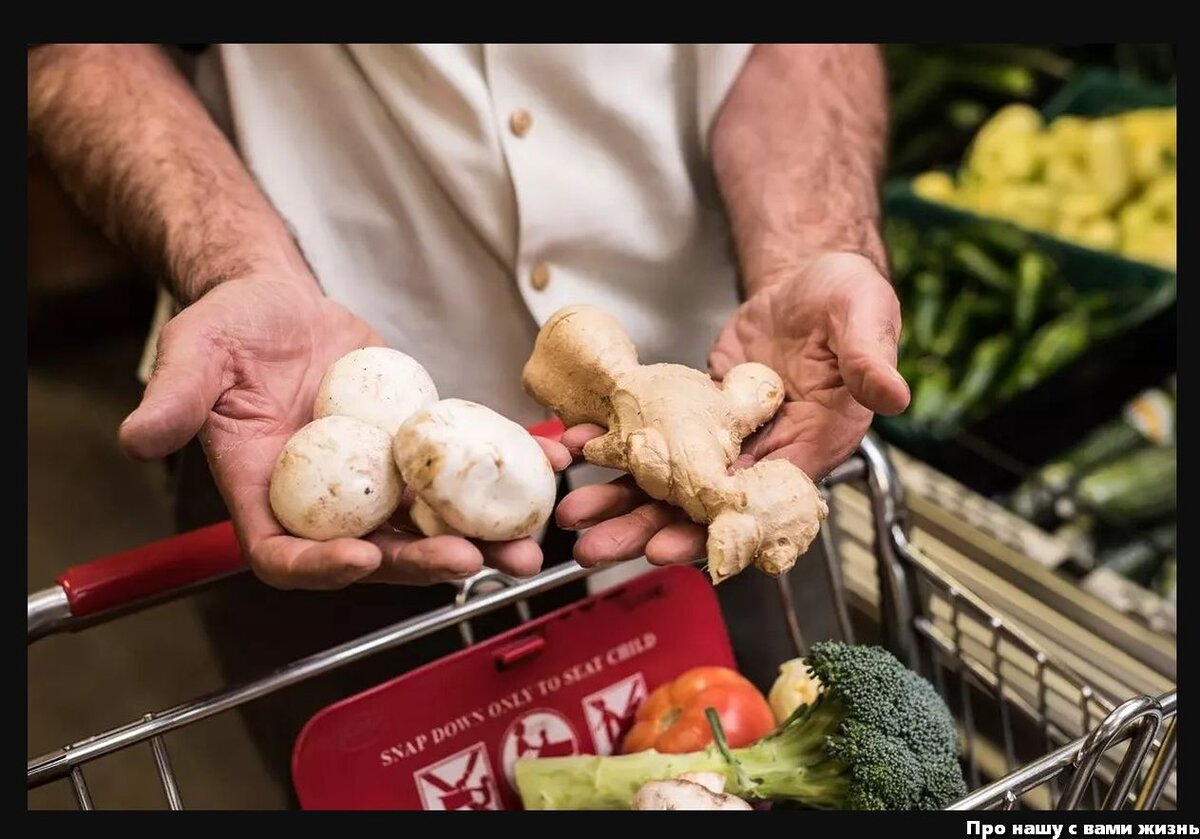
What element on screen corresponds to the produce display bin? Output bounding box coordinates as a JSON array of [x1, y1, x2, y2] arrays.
[[875, 70, 1177, 498]]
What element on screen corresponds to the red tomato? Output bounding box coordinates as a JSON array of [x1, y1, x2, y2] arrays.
[[620, 666, 776, 754]]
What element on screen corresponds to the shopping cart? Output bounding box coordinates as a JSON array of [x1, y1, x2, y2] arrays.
[[27, 428, 1177, 811]]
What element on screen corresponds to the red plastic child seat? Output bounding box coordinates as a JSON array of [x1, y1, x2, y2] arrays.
[[292, 565, 736, 810]]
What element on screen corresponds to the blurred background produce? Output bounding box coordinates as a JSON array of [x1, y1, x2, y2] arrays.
[[884, 44, 1176, 177], [1010, 378, 1176, 601], [1010, 378, 1175, 526], [879, 45, 1176, 635], [912, 105, 1175, 268], [886, 219, 1172, 439]]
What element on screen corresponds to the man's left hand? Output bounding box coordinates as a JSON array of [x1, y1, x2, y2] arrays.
[[555, 251, 910, 568]]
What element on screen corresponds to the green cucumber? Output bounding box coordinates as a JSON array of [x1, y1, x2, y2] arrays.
[[997, 309, 1090, 399], [1035, 423, 1152, 496], [1073, 445, 1177, 525], [907, 363, 954, 425], [966, 223, 1036, 259], [966, 294, 1012, 341], [911, 271, 946, 352], [931, 292, 978, 359], [1013, 251, 1053, 335], [886, 220, 921, 282], [939, 333, 1015, 429], [1090, 277, 1177, 343], [951, 241, 1017, 294], [1009, 386, 1175, 524]]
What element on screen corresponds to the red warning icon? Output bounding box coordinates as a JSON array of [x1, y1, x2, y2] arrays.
[[500, 709, 580, 789], [581, 673, 648, 754], [413, 742, 500, 811]]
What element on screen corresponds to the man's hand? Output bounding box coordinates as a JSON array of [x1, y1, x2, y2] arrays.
[[708, 252, 910, 476], [555, 254, 908, 567], [553, 44, 902, 569], [121, 274, 571, 589]]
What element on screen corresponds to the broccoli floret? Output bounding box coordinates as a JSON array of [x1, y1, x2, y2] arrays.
[[515, 641, 968, 811], [793, 641, 969, 810]]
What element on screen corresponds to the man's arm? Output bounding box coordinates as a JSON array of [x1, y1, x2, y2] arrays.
[[711, 44, 890, 296], [28, 44, 314, 305]]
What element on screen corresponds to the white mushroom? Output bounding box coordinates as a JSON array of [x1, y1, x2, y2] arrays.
[[632, 779, 752, 811], [269, 415, 403, 541], [313, 347, 439, 436], [393, 399, 557, 542], [676, 772, 728, 794]]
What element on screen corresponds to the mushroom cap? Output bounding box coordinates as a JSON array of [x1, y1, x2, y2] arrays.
[[269, 415, 403, 540], [394, 399, 557, 541], [314, 347, 439, 435]]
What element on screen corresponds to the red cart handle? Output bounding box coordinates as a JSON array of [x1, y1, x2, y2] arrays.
[[527, 419, 565, 440], [40, 419, 569, 628], [57, 520, 246, 618]]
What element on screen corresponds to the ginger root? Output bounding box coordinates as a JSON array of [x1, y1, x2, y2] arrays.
[[522, 305, 828, 583]]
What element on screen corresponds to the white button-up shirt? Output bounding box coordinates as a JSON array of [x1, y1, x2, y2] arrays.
[[152, 44, 755, 428]]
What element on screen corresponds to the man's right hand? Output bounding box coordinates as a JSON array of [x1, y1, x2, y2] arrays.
[[29, 45, 570, 587], [120, 274, 571, 590]]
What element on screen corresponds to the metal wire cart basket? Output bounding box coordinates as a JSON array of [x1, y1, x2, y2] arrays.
[[27, 432, 1177, 811]]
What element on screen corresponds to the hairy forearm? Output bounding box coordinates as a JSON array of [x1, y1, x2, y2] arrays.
[[28, 44, 314, 305], [712, 44, 890, 296]]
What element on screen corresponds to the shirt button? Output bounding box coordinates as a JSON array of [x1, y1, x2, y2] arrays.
[[509, 109, 533, 138], [530, 263, 551, 291]]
